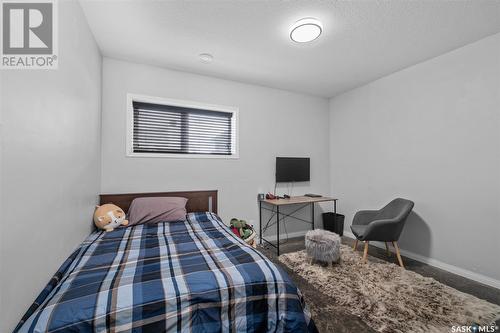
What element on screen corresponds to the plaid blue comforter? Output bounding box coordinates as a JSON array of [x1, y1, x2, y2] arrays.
[[15, 212, 317, 333]]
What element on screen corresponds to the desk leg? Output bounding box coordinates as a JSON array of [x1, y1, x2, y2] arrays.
[[276, 206, 280, 256], [259, 200, 262, 245], [334, 200, 337, 222], [312, 203, 315, 230]]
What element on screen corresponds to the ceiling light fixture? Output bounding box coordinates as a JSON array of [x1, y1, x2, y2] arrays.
[[290, 18, 323, 43], [199, 53, 213, 64]]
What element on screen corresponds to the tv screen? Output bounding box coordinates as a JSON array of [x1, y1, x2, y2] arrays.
[[276, 157, 310, 182]]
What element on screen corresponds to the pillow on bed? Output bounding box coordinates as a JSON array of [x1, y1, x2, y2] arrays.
[[127, 197, 188, 225]]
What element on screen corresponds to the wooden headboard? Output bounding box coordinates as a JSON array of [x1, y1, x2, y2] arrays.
[[99, 190, 217, 214]]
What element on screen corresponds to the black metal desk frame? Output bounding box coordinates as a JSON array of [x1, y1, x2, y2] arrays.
[[258, 197, 338, 256]]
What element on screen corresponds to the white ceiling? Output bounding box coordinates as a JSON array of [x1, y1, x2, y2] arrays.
[[80, 0, 500, 98]]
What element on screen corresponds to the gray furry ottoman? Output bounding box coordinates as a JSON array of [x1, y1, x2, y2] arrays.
[[305, 229, 341, 266]]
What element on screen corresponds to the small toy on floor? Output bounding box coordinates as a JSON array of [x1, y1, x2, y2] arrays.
[[230, 218, 257, 248]]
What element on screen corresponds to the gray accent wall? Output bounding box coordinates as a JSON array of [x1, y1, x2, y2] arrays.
[[329, 33, 500, 286], [0, 1, 102, 331]]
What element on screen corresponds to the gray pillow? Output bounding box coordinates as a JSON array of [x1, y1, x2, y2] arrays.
[[127, 197, 187, 225]]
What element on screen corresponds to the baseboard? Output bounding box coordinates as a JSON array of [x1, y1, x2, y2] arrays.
[[344, 231, 500, 290], [262, 230, 308, 242]]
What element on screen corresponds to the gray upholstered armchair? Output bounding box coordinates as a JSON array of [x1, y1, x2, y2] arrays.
[[351, 198, 414, 268]]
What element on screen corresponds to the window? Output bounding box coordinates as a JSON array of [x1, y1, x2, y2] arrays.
[[127, 95, 238, 158]]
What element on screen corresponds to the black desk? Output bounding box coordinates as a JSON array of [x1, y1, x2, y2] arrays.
[[259, 196, 338, 255]]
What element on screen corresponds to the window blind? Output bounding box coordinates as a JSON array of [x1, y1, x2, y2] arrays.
[[132, 101, 234, 155]]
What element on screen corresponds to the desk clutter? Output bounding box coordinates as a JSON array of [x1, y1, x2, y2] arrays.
[[261, 193, 324, 200]]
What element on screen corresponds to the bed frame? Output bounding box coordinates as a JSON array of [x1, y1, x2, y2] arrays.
[[99, 190, 218, 214]]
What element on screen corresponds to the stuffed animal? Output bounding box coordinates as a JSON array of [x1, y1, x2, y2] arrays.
[[230, 218, 257, 248], [230, 218, 253, 239], [230, 218, 246, 237], [230, 225, 241, 237], [94, 203, 129, 232], [240, 228, 252, 239]]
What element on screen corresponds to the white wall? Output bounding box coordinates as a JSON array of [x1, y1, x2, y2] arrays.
[[0, 1, 102, 331], [101, 58, 331, 236], [329, 33, 500, 286]]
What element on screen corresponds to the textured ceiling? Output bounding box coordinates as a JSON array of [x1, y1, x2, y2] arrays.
[[80, 0, 500, 98]]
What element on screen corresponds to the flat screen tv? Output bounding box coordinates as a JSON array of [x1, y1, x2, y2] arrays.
[[276, 157, 310, 182]]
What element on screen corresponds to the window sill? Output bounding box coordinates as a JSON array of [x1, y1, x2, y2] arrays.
[[126, 152, 240, 159]]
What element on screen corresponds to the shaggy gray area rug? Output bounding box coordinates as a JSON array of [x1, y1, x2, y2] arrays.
[[279, 245, 500, 333]]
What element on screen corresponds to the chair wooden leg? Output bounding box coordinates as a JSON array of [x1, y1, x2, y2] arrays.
[[385, 242, 391, 257], [353, 239, 358, 251], [392, 241, 405, 268], [362, 241, 369, 263]]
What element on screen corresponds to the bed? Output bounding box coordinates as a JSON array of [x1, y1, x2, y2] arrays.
[[15, 190, 317, 333]]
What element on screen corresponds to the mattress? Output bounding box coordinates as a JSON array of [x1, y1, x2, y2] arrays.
[[15, 212, 317, 332]]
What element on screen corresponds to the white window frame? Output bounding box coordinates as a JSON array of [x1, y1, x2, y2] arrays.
[[126, 94, 239, 159]]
